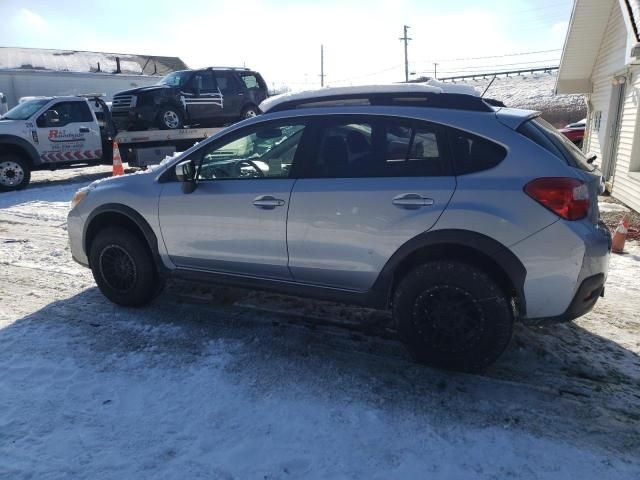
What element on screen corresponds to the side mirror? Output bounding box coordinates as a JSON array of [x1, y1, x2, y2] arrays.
[[194, 76, 202, 96], [256, 127, 282, 139], [175, 160, 196, 194], [39, 109, 60, 127]]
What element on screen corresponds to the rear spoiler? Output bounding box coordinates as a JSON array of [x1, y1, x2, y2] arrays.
[[495, 109, 541, 130]]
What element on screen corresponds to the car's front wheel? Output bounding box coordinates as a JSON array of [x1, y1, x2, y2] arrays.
[[89, 227, 161, 306], [393, 260, 513, 372], [157, 107, 184, 130]]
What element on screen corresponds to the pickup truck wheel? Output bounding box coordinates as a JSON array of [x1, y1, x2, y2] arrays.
[[89, 227, 160, 307], [157, 107, 183, 130], [241, 105, 259, 119], [0, 155, 31, 192], [393, 261, 513, 372]]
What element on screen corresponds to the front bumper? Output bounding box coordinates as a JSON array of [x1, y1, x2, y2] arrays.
[[67, 207, 89, 267]]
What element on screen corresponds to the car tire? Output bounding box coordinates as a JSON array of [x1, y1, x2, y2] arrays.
[[241, 105, 259, 119], [393, 260, 513, 372], [89, 227, 160, 307], [0, 154, 31, 192], [157, 107, 184, 130]]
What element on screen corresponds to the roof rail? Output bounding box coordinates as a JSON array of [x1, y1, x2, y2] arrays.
[[262, 88, 493, 114], [206, 66, 251, 71]]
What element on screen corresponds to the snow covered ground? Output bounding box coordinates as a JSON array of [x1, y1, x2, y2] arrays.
[[1, 168, 640, 479]]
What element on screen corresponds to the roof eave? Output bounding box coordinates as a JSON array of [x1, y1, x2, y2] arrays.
[[556, 77, 593, 94]]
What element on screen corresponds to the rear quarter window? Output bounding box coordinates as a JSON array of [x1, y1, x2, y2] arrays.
[[517, 118, 595, 172], [447, 127, 507, 175]]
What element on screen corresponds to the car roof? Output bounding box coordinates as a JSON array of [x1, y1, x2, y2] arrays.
[[260, 84, 495, 115]]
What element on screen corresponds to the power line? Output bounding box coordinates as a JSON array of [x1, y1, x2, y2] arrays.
[[416, 48, 562, 65], [432, 58, 562, 75]]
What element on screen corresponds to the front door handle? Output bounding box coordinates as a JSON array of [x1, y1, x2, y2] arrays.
[[79, 127, 90, 133], [392, 193, 434, 209], [253, 195, 285, 209]]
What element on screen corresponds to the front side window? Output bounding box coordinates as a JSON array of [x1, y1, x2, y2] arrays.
[[199, 72, 217, 93], [157, 71, 191, 87], [37, 101, 93, 128], [197, 123, 306, 180], [309, 117, 451, 178]]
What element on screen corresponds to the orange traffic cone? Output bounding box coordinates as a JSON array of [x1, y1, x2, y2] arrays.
[[611, 215, 630, 254], [112, 140, 124, 177]]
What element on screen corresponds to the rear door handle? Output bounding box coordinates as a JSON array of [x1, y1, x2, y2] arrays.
[[79, 127, 90, 133], [392, 193, 434, 209], [253, 195, 285, 209]]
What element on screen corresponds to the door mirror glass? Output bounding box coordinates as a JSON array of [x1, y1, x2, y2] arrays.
[[40, 109, 60, 127], [175, 159, 195, 182], [175, 159, 196, 193], [256, 127, 282, 139]]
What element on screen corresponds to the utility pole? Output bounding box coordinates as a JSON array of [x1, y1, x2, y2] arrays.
[[433, 62, 438, 80], [320, 44, 325, 87], [399, 25, 412, 83]]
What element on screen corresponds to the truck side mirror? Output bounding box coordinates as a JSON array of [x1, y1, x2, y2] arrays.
[[38, 109, 60, 127], [175, 159, 196, 193]]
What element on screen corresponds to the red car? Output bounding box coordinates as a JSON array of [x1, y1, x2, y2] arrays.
[[560, 119, 586, 148]]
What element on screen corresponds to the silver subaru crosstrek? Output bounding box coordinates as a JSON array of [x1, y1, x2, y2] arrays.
[[67, 85, 611, 371]]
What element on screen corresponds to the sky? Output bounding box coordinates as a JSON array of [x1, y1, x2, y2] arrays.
[[0, 0, 573, 90]]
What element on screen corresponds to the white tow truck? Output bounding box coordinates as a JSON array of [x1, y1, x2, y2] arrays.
[[0, 94, 222, 191]]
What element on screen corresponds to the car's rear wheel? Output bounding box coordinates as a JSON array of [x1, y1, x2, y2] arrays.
[[157, 107, 184, 130], [393, 260, 513, 372], [0, 155, 31, 192], [89, 227, 161, 306]]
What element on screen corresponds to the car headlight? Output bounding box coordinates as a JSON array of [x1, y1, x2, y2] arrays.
[[71, 187, 91, 209]]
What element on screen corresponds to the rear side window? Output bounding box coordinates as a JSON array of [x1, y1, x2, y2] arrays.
[[448, 128, 507, 175], [241, 74, 258, 89], [307, 117, 452, 178], [518, 118, 595, 172]]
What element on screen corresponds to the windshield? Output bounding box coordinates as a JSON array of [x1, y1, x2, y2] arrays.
[[156, 71, 191, 87], [519, 117, 595, 172], [2, 99, 49, 120]]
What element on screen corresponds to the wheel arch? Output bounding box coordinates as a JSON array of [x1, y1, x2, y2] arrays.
[[83, 204, 166, 273], [0, 135, 41, 166], [372, 229, 527, 317]]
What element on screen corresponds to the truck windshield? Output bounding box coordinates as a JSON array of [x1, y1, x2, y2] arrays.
[[2, 99, 49, 120], [157, 71, 191, 87]]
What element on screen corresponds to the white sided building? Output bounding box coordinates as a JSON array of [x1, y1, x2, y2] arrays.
[[0, 47, 188, 108], [557, 0, 640, 212]]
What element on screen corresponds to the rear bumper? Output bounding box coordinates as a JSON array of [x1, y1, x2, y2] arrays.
[[511, 218, 611, 320], [522, 273, 605, 325]]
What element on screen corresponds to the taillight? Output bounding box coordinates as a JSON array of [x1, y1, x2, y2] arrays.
[[524, 177, 589, 220]]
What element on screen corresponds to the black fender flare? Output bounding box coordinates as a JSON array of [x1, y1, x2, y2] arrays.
[[0, 134, 41, 166], [370, 229, 527, 315], [83, 203, 168, 273]]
